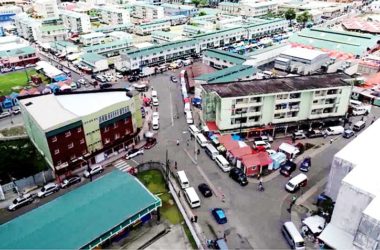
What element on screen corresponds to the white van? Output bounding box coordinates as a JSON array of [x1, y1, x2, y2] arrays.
[[184, 187, 201, 208], [184, 103, 191, 114], [186, 111, 193, 124], [151, 90, 158, 98], [152, 117, 159, 130], [196, 133, 208, 147], [353, 120, 366, 132], [177, 170, 189, 189], [205, 144, 219, 160], [323, 126, 344, 136], [282, 222, 305, 250], [285, 173, 308, 192], [215, 155, 231, 172], [189, 125, 200, 135], [352, 105, 371, 116]]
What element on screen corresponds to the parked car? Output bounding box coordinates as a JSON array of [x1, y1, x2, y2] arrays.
[[306, 129, 323, 138], [37, 183, 60, 198], [260, 135, 273, 143], [126, 148, 144, 159], [100, 82, 112, 89], [83, 165, 104, 178], [343, 129, 355, 139], [280, 160, 297, 177], [254, 140, 271, 149], [132, 83, 148, 92], [153, 112, 159, 120], [95, 75, 106, 83], [25, 63, 36, 68], [8, 193, 34, 211], [211, 208, 227, 224], [116, 72, 123, 79], [170, 76, 178, 83], [198, 183, 212, 197], [0, 112, 11, 119], [229, 168, 248, 186], [144, 138, 157, 149], [299, 157, 311, 172], [292, 130, 306, 139], [14, 66, 24, 70], [61, 175, 81, 188], [77, 78, 87, 86], [1, 68, 12, 73], [12, 107, 21, 115], [128, 75, 139, 82], [152, 97, 159, 106], [141, 107, 146, 118]]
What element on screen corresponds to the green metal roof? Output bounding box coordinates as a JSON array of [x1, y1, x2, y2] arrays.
[[82, 52, 107, 65], [288, 28, 379, 56], [84, 39, 132, 52], [0, 170, 161, 249], [40, 24, 66, 32], [195, 65, 256, 83], [161, 3, 196, 10], [0, 46, 35, 58], [203, 49, 247, 65]]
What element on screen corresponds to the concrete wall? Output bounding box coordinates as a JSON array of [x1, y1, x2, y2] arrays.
[[325, 156, 355, 200], [354, 213, 380, 249]]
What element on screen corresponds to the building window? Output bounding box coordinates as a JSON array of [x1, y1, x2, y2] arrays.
[[115, 133, 120, 140], [77, 127, 82, 133], [68, 143, 74, 149], [65, 131, 71, 137], [70, 155, 76, 160], [114, 123, 118, 129], [104, 127, 109, 132], [54, 149, 60, 155], [82, 149, 87, 155], [52, 136, 57, 142], [80, 139, 85, 144], [105, 138, 110, 144]]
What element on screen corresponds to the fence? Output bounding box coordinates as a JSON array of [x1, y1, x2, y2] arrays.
[[1, 169, 54, 194]]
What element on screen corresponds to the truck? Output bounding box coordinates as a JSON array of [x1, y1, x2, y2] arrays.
[[349, 100, 371, 116], [140, 67, 155, 77]]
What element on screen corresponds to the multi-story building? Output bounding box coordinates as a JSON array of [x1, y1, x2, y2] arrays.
[[80, 32, 106, 46], [161, 3, 198, 17], [0, 45, 38, 67], [319, 119, 380, 249], [134, 19, 171, 35], [219, 1, 278, 17], [14, 14, 41, 42], [19, 90, 143, 176], [274, 47, 329, 75], [119, 18, 287, 71], [0, 5, 22, 22], [33, 0, 59, 19], [201, 73, 352, 133], [60, 9, 92, 34], [202, 48, 247, 69], [99, 6, 130, 25], [33, 23, 67, 43], [151, 31, 182, 44], [83, 39, 132, 57], [132, 3, 164, 21], [218, 2, 241, 16]]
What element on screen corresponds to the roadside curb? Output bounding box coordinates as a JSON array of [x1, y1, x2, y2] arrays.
[[295, 177, 327, 206]]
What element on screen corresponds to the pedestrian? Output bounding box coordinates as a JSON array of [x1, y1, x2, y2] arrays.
[[178, 190, 181, 198], [187, 139, 189, 146], [191, 217, 194, 223], [197, 149, 200, 155], [194, 215, 198, 223], [175, 161, 177, 170], [371, 119, 375, 124], [330, 138, 333, 144], [176, 139, 180, 146], [361, 116, 364, 121], [223, 232, 227, 241], [323, 133, 327, 139]]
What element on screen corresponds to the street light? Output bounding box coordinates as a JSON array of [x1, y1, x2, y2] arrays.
[[78, 156, 92, 182]]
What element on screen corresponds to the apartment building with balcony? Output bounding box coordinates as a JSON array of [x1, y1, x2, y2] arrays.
[[18, 89, 143, 177], [132, 3, 164, 22], [14, 14, 41, 42], [201, 73, 352, 133], [33, 0, 59, 19], [99, 6, 130, 25], [80, 32, 106, 46], [161, 3, 198, 17], [60, 9, 91, 34], [134, 19, 170, 35]]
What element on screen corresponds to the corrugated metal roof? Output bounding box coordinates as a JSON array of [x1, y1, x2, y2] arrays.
[[0, 171, 161, 249], [0, 46, 35, 57], [195, 65, 256, 83], [203, 49, 247, 65]]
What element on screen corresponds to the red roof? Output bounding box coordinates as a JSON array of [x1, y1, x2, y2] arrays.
[[206, 121, 218, 131], [218, 134, 233, 145], [184, 62, 216, 88], [230, 146, 252, 158], [241, 152, 272, 167], [223, 140, 240, 151]]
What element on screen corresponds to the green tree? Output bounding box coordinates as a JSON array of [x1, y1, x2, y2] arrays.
[[198, 11, 207, 16], [296, 11, 311, 27], [285, 8, 296, 21], [192, 0, 207, 7]]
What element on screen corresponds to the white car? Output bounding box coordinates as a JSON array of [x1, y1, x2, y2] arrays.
[[116, 73, 123, 79], [254, 140, 271, 149], [83, 165, 104, 178], [152, 97, 159, 106], [37, 183, 60, 198], [260, 135, 273, 143], [152, 112, 159, 120], [14, 66, 24, 70], [0, 112, 11, 119], [126, 148, 144, 159], [266, 149, 277, 156], [8, 193, 34, 211], [12, 107, 21, 115], [292, 130, 306, 139]]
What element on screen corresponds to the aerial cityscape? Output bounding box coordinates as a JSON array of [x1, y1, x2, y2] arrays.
[[0, 0, 379, 248]]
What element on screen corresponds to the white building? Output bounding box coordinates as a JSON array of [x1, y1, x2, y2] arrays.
[[80, 32, 106, 46], [274, 48, 329, 75], [218, 2, 241, 16], [100, 6, 130, 25], [320, 119, 380, 250], [108, 31, 132, 41], [151, 31, 182, 44], [33, 0, 59, 19], [201, 73, 352, 131], [241, 1, 278, 17], [14, 14, 41, 42], [133, 3, 164, 21], [60, 10, 91, 34], [81, 53, 109, 72], [134, 19, 170, 35]]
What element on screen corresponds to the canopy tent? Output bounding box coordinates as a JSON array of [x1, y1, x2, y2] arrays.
[[54, 75, 68, 82], [279, 143, 300, 159], [242, 152, 273, 176], [229, 146, 252, 159], [270, 152, 287, 170], [302, 215, 325, 235]]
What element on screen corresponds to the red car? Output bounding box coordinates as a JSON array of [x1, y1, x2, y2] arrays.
[[144, 138, 157, 149]]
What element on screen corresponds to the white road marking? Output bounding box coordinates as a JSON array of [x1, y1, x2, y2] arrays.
[[169, 86, 174, 127], [130, 159, 139, 165]]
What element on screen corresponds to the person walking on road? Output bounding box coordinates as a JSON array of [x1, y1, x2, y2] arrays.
[[176, 139, 180, 146]]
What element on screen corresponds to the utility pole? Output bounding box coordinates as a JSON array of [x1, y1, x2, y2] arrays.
[[165, 149, 169, 186]]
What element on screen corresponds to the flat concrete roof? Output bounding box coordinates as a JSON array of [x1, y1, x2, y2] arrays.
[[0, 171, 161, 249]]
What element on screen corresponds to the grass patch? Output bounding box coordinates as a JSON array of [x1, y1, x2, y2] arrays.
[[137, 170, 183, 224], [0, 126, 26, 136], [0, 70, 48, 95], [183, 224, 197, 249]]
